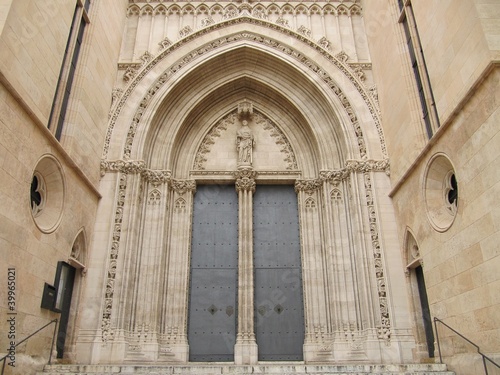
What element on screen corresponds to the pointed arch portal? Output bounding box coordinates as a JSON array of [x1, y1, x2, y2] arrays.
[[92, 16, 412, 366]]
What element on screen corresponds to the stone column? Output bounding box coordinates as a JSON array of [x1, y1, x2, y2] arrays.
[[234, 167, 258, 364], [295, 178, 330, 362], [162, 178, 196, 362]]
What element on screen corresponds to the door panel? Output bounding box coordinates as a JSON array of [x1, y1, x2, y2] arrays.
[[188, 185, 238, 361], [253, 185, 304, 361]]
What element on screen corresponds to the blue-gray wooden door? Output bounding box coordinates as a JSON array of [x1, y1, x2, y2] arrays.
[[188, 185, 238, 361], [253, 185, 305, 361]]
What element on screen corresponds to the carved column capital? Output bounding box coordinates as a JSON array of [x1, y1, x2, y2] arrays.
[[171, 179, 196, 195], [294, 178, 322, 194], [141, 169, 171, 187], [235, 167, 257, 193]]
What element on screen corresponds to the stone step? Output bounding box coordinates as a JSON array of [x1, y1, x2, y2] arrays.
[[38, 363, 454, 375]]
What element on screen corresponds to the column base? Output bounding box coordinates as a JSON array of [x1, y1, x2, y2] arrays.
[[234, 340, 258, 365]]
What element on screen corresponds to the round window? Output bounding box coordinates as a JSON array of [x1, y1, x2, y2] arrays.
[[423, 153, 458, 232], [30, 155, 65, 233]]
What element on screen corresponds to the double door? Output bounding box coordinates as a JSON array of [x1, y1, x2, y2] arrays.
[[188, 185, 304, 361]]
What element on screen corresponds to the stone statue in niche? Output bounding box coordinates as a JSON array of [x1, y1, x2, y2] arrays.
[[236, 120, 255, 166]]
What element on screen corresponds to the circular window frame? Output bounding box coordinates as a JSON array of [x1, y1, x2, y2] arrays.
[[423, 153, 458, 232], [30, 155, 65, 233]]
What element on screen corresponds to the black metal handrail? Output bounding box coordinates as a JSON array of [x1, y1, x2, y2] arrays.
[[0, 318, 58, 375], [434, 317, 500, 374]]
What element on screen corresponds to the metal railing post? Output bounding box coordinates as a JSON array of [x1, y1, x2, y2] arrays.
[[434, 317, 500, 374], [48, 318, 58, 365], [0, 318, 58, 375], [433, 317, 442, 363]]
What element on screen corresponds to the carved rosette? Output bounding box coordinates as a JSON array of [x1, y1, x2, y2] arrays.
[[234, 167, 257, 193]]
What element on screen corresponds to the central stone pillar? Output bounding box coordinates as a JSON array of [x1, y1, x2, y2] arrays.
[[234, 167, 258, 364]]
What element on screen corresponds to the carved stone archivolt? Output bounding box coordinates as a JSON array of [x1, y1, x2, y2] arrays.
[[106, 25, 383, 162]]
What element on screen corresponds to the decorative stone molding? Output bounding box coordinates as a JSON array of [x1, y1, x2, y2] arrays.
[[294, 178, 322, 194], [100, 159, 146, 176], [194, 113, 238, 170], [101, 173, 128, 341], [363, 171, 391, 342], [318, 36, 332, 51], [141, 169, 171, 187], [106, 24, 384, 165], [158, 37, 172, 50], [256, 113, 298, 170], [139, 51, 154, 65], [298, 25, 312, 38], [336, 51, 349, 63], [345, 159, 390, 175], [234, 167, 257, 193], [201, 16, 215, 27], [123, 65, 139, 82], [275, 16, 290, 28], [170, 179, 196, 195], [179, 25, 193, 38], [319, 159, 390, 185]]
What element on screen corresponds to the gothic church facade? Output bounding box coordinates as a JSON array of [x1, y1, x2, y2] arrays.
[[0, 1, 498, 375]]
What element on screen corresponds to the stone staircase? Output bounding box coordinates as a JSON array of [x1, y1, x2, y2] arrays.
[[37, 363, 454, 375]]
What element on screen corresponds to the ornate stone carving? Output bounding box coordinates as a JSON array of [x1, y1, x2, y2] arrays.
[[158, 37, 172, 50], [336, 51, 349, 63], [363, 172, 391, 342], [252, 8, 268, 20], [179, 25, 193, 38], [368, 85, 379, 108], [100, 160, 146, 177], [298, 25, 312, 38], [234, 167, 257, 193], [194, 113, 237, 170], [275, 17, 290, 28], [295, 179, 322, 194], [171, 179, 196, 195], [255, 113, 298, 170], [319, 160, 390, 185], [223, 9, 238, 20], [101, 173, 128, 341], [201, 16, 215, 27], [318, 36, 332, 51], [123, 65, 138, 82], [141, 169, 171, 187], [111, 88, 123, 108], [139, 51, 154, 65], [107, 27, 384, 169]]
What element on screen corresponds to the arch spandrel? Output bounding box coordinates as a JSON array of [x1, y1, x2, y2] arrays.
[[106, 22, 383, 173]]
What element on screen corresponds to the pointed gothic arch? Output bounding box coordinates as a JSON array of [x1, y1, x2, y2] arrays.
[[93, 14, 409, 366]]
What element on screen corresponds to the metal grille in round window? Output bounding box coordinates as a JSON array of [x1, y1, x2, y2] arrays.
[[30, 155, 65, 233], [423, 153, 458, 232]]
